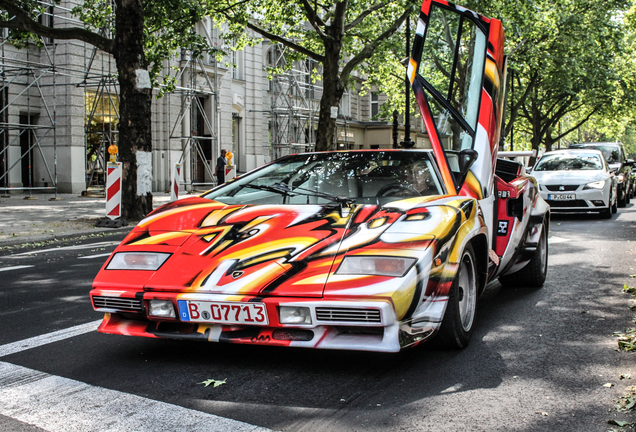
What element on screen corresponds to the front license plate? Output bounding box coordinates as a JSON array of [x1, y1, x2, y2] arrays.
[[548, 194, 576, 201], [178, 300, 268, 325]]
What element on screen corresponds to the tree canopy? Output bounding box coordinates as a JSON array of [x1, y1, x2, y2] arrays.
[[0, 0, 213, 219], [210, 0, 419, 151]]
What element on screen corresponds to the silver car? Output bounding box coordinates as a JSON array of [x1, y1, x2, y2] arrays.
[[531, 149, 617, 218]]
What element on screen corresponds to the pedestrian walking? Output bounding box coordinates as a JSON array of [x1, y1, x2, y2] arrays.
[[216, 149, 227, 185]]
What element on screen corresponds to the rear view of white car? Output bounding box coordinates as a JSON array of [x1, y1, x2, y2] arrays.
[[532, 150, 617, 218]]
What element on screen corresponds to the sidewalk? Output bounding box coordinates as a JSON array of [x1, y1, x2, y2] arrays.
[[0, 191, 173, 247]]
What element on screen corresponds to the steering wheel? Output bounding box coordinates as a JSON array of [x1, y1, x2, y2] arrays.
[[376, 183, 421, 197]]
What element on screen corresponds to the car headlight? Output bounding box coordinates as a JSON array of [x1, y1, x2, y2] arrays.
[[584, 180, 606, 190], [106, 252, 170, 270], [149, 300, 176, 318], [279, 306, 312, 324], [617, 174, 625, 183], [336, 255, 417, 277]]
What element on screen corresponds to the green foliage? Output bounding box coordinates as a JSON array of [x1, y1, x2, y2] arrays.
[[496, 0, 629, 151], [210, 1, 418, 104], [2, 0, 214, 93], [70, 0, 211, 92]]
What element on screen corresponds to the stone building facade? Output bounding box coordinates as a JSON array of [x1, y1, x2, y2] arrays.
[[0, 5, 430, 195]]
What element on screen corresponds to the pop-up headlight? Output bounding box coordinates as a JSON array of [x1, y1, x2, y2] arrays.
[[279, 306, 312, 324], [149, 300, 176, 318], [106, 252, 170, 271], [336, 255, 416, 277]]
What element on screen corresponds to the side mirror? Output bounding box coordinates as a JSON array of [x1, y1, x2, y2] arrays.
[[627, 159, 634, 167], [455, 148, 479, 191]]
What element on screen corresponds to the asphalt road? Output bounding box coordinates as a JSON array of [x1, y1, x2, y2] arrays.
[[1, 206, 636, 431]]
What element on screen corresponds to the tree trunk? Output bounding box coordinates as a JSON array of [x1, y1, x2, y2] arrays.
[[114, 0, 153, 220], [314, 37, 345, 151]]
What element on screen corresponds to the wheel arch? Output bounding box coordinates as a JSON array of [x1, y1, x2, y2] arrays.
[[468, 233, 489, 296]]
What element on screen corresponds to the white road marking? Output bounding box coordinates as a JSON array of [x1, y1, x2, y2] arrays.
[[548, 236, 570, 244], [6, 241, 120, 257], [0, 320, 102, 357], [0, 265, 34, 272], [78, 253, 112, 260], [0, 322, 271, 431], [0, 362, 270, 432]]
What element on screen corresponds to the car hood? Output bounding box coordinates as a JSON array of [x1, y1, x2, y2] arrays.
[[532, 170, 608, 185], [102, 195, 470, 299]]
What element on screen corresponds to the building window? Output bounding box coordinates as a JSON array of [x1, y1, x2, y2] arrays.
[[340, 91, 350, 118], [37, 6, 54, 44], [371, 92, 379, 119], [232, 48, 244, 80]]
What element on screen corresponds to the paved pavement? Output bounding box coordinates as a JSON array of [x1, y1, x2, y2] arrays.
[[0, 191, 174, 248]]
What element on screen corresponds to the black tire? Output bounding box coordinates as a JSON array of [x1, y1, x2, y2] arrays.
[[612, 195, 618, 214], [437, 243, 478, 350], [600, 205, 612, 219], [619, 187, 627, 207], [499, 220, 548, 288]]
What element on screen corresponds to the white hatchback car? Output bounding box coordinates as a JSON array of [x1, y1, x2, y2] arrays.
[[531, 149, 617, 218]]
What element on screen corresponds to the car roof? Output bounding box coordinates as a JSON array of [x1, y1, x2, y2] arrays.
[[540, 149, 604, 157], [569, 142, 622, 149]]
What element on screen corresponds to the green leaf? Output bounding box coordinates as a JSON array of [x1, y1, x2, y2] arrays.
[[199, 378, 227, 388], [608, 419, 635, 426]]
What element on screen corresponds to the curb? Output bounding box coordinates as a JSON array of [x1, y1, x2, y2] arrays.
[[0, 226, 132, 248]]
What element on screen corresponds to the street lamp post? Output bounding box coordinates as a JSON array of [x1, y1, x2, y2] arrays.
[[401, 17, 415, 149]]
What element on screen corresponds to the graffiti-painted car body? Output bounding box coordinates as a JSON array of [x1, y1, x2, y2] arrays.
[[90, 0, 549, 352]]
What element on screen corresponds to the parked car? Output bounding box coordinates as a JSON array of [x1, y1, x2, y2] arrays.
[[89, 0, 550, 352], [568, 142, 633, 207], [532, 149, 617, 218]]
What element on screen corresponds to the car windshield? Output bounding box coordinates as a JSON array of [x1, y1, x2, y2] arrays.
[[570, 144, 620, 163], [204, 151, 444, 206], [534, 153, 603, 171]]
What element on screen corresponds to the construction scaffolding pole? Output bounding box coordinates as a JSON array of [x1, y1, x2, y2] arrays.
[[269, 43, 320, 160]]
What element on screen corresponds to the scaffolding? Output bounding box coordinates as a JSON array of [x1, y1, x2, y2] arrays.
[[168, 51, 218, 191], [0, 1, 223, 196], [269, 43, 320, 159], [0, 1, 60, 195], [81, 23, 118, 194]]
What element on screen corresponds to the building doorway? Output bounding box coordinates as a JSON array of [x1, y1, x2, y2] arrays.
[[232, 112, 241, 171], [19, 114, 37, 188]]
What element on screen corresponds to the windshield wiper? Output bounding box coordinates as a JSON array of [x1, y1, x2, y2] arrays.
[[291, 186, 356, 206], [241, 183, 296, 196], [241, 182, 355, 206]]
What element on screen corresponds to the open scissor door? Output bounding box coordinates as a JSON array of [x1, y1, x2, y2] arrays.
[[407, 0, 505, 199]]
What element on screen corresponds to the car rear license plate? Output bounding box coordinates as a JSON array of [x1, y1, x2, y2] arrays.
[[177, 300, 268, 325], [548, 194, 576, 201]]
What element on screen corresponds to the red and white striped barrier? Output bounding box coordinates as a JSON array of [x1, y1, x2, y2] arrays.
[[106, 162, 122, 220], [171, 163, 181, 202]]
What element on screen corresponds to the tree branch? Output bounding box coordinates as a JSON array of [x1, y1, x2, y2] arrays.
[[0, 0, 114, 53], [345, 2, 386, 32], [299, 0, 326, 29], [340, 5, 413, 84], [245, 20, 325, 62], [552, 107, 599, 142]]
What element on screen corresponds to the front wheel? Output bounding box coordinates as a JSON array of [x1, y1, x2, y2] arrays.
[[499, 220, 548, 288], [600, 205, 612, 219], [437, 244, 478, 350]]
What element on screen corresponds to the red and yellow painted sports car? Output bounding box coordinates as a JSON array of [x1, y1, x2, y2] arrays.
[[90, 0, 549, 352]]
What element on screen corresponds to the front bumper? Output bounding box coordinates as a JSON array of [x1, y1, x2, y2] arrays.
[[91, 290, 409, 352], [539, 187, 609, 213]]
